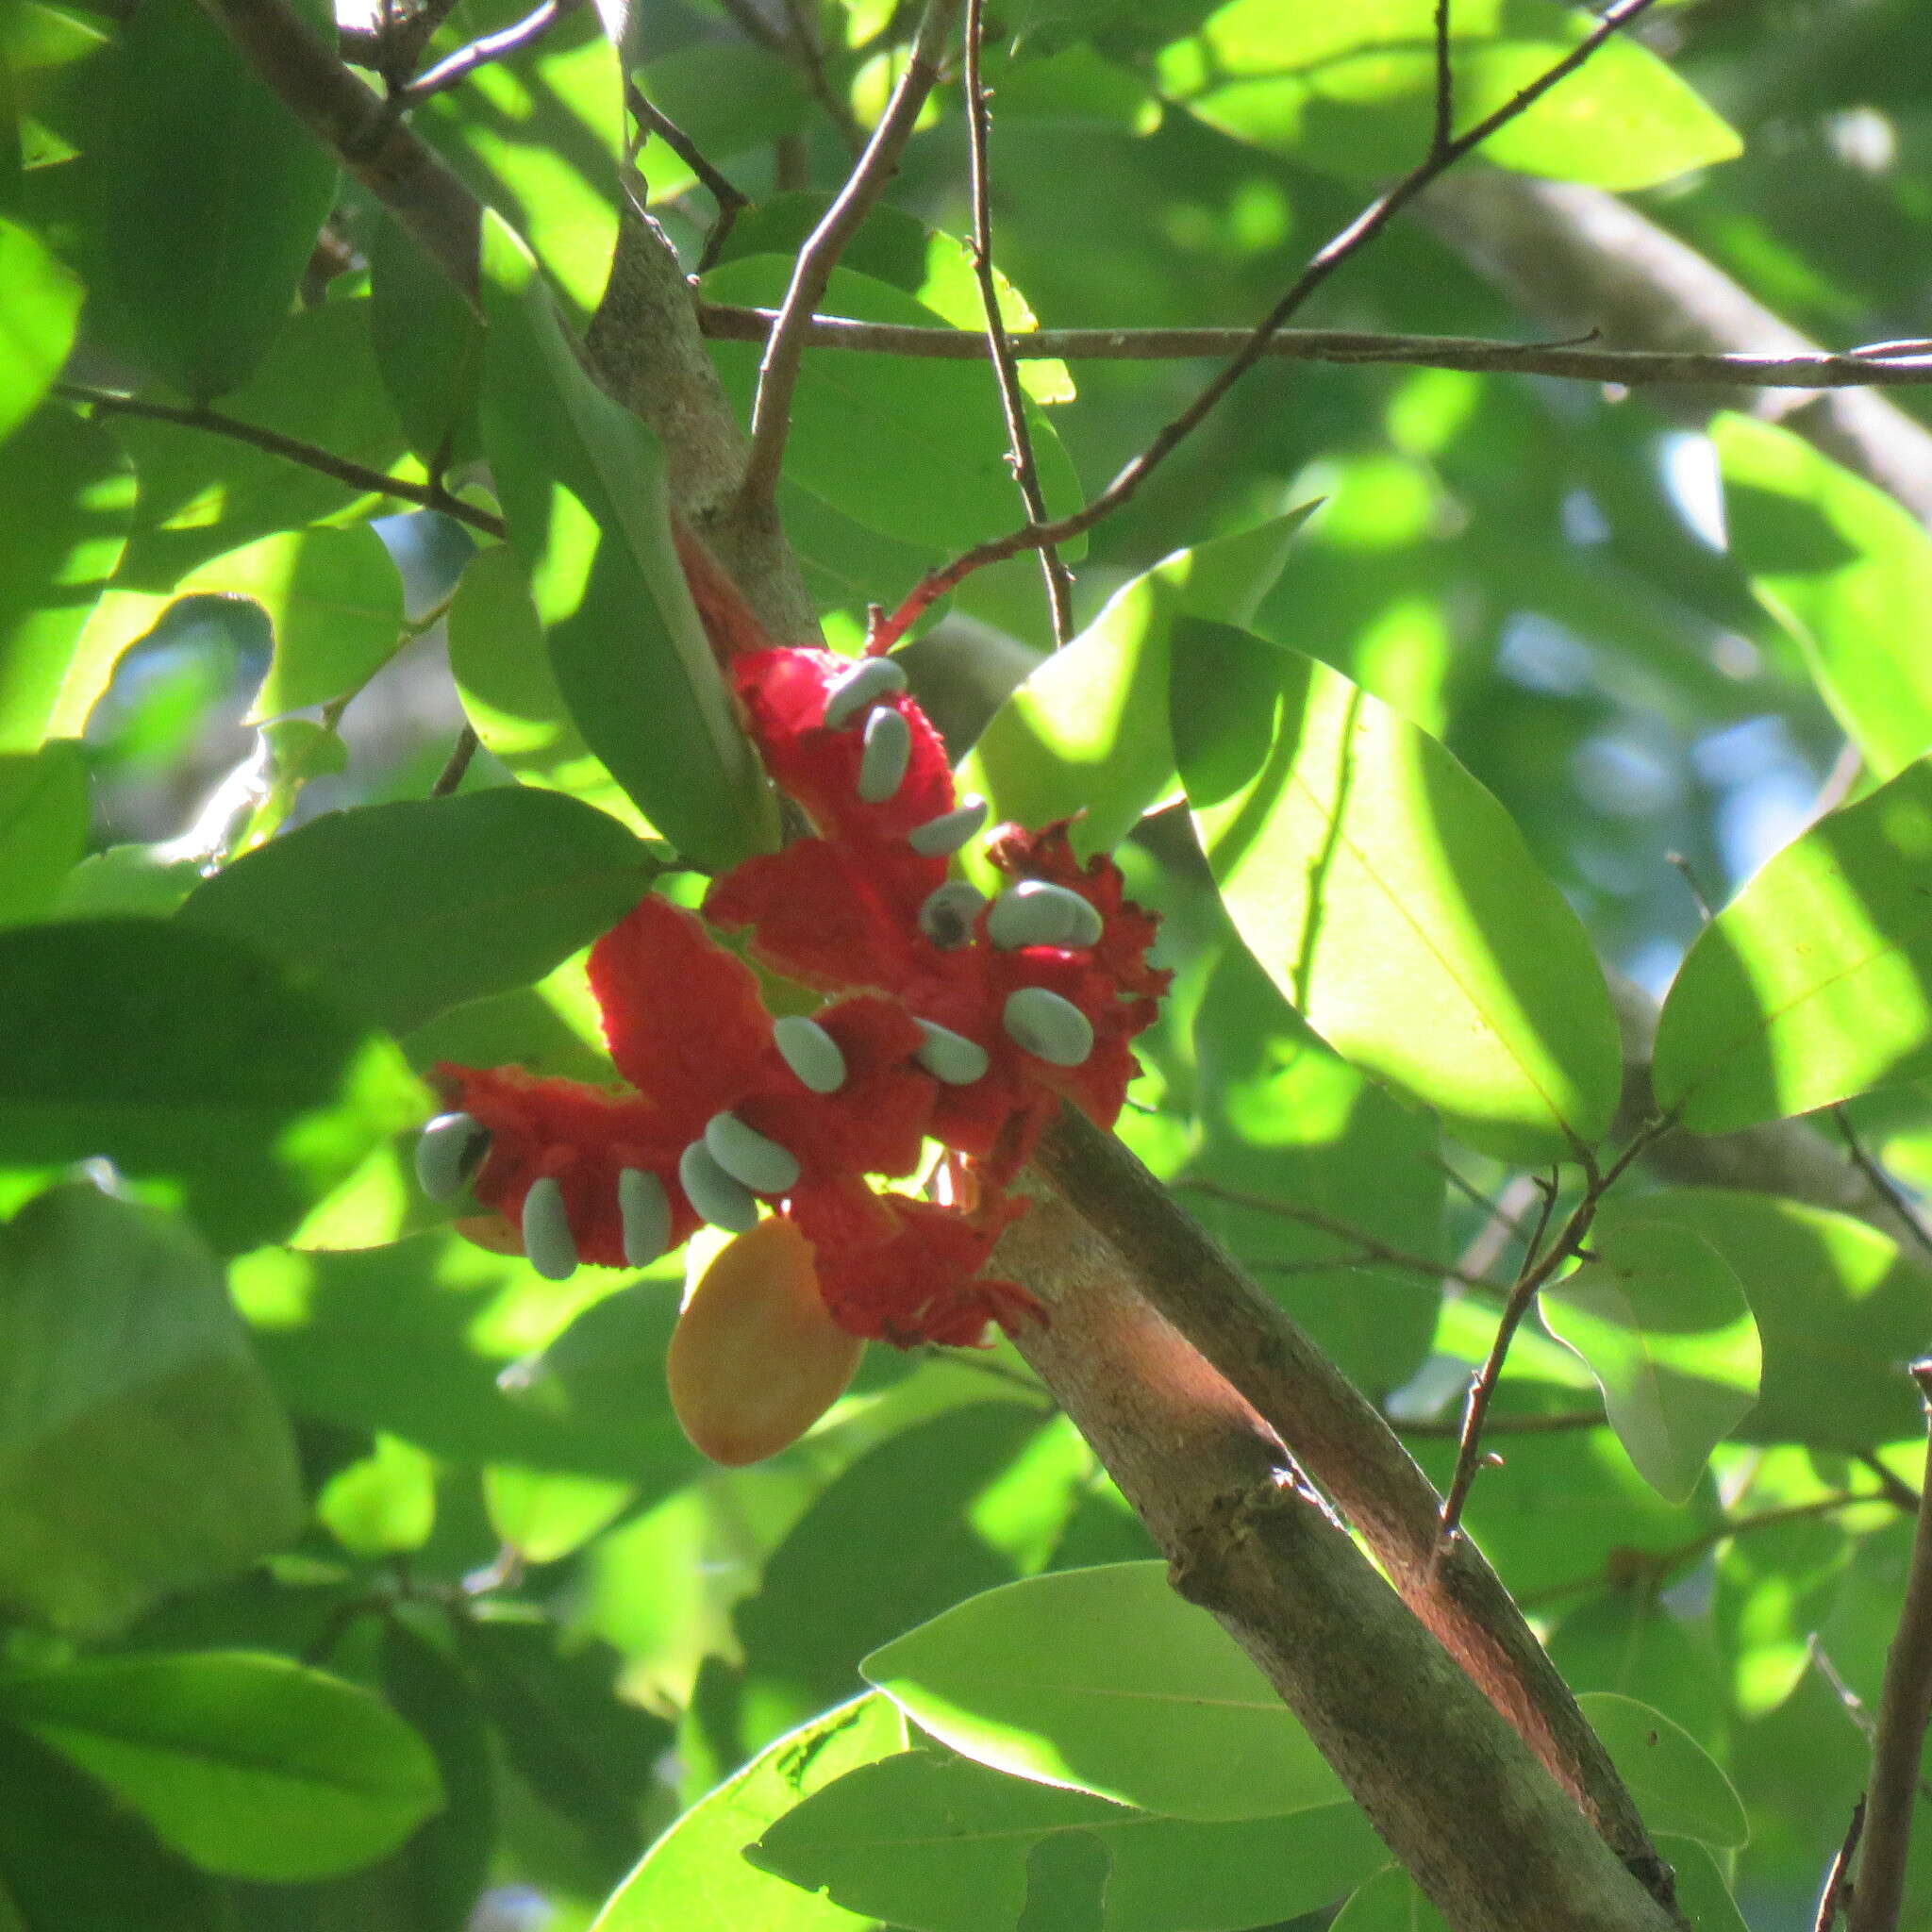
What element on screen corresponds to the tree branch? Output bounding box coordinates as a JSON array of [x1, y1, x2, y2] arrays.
[[393, 0, 570, 106]]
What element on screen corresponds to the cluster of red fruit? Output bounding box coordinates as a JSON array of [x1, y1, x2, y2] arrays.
[[419, 630, 1167, 1458]]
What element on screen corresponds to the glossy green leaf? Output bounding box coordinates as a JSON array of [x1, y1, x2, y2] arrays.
[[316, 1433, 437, 1557], [52, 844, 202, 919], [1329, 1867, 1449, 1932], [863, 1560, 1345, 1821], [747, 1748, 1384, 1932], [480, 213, 774, 870], [179, 789, 657, 1036], [1541, 1212, 1759, 1504], [963, 510, 1314, 855], [446, 541, 649, 831], [0, 1651, 442, 1880], [0, 1183, 302, 1635], [1161, 0, 1740, 191], [1656, 1837, 1751, 1932], [1654, 757, 1932, 1131], [0, 405, 134, 752], [702, 258, 1084, 555], [0, 738, 86, 925], [592, 1692, 907, 1932], [1181, 621, 1622, 1161], [1714, 413, 1932, 777], [369, 211, 485, 470], [484, 1463, 634, 1563], [0, 216, 78, 441], [92, 0, 340, 398], [1576, 1693, 1748, 1849], [0, 921, 422, 1251]]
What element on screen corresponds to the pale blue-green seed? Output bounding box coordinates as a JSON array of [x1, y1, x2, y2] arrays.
[[521, 1176, 579, 1281], [858, 706, 912, 803], [619, 1167, 672, 1268], [918, 880, 987, 949], [907, 795, 989, 858], [915, 1019, 991, 1086], [987, 879, 1103, 951], [823, 655, 908, 728], [415, 1111, 490, 1203], [1002, 986, 1095, 1067], [774, 1015, 847, 1093], [678, 1140, 759, 1232], [705, 1109, 801, 1194]]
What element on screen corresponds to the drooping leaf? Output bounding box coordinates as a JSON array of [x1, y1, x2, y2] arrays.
[[0, 738, 87, 925], [478, 212, 776, 869], [0, 921, 423, 1252], [1180, 620, 1622, 1161], [1653, 757, 1932, 1131], [1541, 1211, 1760, 1504], [91, 0, 340, 398], [1160, 0, 1740, 192], [0, 215, 79, 441], [0, 1184, 303, 1636], [1575, 1693, 1748, 1849], [0, 1651, 442, 1881], [591, 1692, 908, 1932], [1714, 413, 1932, 778], [746, 1747, 1384, 1932], [862, 1560, 1346, 1821], [179, 789, 658, 1037]]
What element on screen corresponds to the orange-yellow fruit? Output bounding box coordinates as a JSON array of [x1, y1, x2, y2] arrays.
[[666, 1217, 864, 1465], [455, 1209, 524, 1257]]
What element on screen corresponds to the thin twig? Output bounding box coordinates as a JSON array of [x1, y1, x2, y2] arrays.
[[433, 724, 481, 795], [737, 0, 961, 512], [1848, 1360, 1932, 1932], [1430, 0, 1456, 158], [1858, 1450, 1927, 1518], [626, 82, 749, 274], [961, 0, 1072, 645], [394, 0, 567, 105], [55, 382, 508, 540], [1392, 1407, 1606, 1440], [1817, 1798, 1867, 1932], [712, 0, 787, 55], [779, 0, 864, 154], [1834, 1108, 1932, 1269], [865, 0, 1665, 648]]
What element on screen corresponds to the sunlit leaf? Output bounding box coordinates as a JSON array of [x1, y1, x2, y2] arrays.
[[316, 1432, 437, 1557], [1181, 621, 1622, 1161], [1576, 1693, 1748, 1849], [484, 1463, 634, 1563], [0, 216, 79, 441], [0, 738, 87, 925], [1541, 1212, 1759, 1504], [1653, 757, 1932, 1131], [863, 1560, 1345, 1821]]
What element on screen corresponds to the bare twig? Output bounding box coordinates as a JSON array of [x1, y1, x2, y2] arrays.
[[627, 81, 749, 274], [736, 0, 961, 511], [1858, 1450, 1926, 1519], [394, 0, 568, 105], [712, 0, 787, 55], [1818, 1798, 1867, 1932], [55, 382, 508, 541], [432, 725, 481, 796], [961, 0, 1072, 645], [1848, 1360, 1932, 1932], [1430, 0, 1456, 158], [1392, 1407, 1606, 1440], [1835, 1109, 1932, 1270], [779, 0, 864, 154], [866, 0, 1664, 647]]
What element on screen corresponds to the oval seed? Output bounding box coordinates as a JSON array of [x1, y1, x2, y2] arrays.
[[915, 1019, 991, 1086], [1003, 986, 1096, 1067], [857, 706, 912, 804], [774, 1014, 847, 1094], [918, 880, 987, 949], [907, 795, 989, 858], [987, 879, 1104, 951], [619, 1166, 672, 1268], [521, 1175, 579, 1281], [705, 1110, 802, 1195], [679, 1140, 759, 1233], [415, 1111, 490, 1203], [822, 655, 908, 728]]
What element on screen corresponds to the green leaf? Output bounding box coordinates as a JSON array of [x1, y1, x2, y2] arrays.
[[52, 843, 203, 919], [0, 921, 423, 1252], [179, 789, 657, 1037], [639, 40, 809, 158], [1575, 1693, 1748, 1849], [316, 1433, 437, 1557], [962, 510, 1313, 855], [0, 405, 134, 752], [0, 1651, 442, 1881], [0, 1183, 302, 1636], [1714, 413, 1932, 779], [702, 258, 1084, 555], [92, 0, 340, 398], [484, 1463, 634, 1564], [591, 1692, 907, 1932], [446, 541, 650, 832], [1161, 0, 1740, 192], [369, 211, 485, 470], [1656, 1837, 1750, 1932], [1541, 1211, 1760, 1504], [0, 738, 87, 925], [1181, 621, 1622, 1161], [1653, 757, 1932, 1131], [1329, 1867, 1449, 1932], [479, 213, 775, 870], [0, 216, 79, 441], [863, 1560, 1347, 1821], [747, 1748, 1384, 1932]]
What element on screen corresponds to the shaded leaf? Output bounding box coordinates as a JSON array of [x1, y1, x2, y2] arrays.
[[369, 211, 484, 470], [1576, 1693, 1748, 1849], [0, 737, 87, 925], [1329, 1867, 1448, 1932]]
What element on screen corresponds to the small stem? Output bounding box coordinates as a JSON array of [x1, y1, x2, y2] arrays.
[[433, 724, 481, 796], [1834, 1108, 1932, 1269], [1816, 1798, 1866, 1932], [1430, 0, 1456, 158], [393, 0, 570, 106], [627, 81, 749, 275]]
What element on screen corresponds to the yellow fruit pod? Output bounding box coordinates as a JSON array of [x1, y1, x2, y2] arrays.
[[666, 1216, 864, 1466]]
